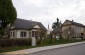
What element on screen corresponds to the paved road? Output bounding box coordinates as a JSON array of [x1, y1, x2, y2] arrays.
[[29, 44, 85, 55]]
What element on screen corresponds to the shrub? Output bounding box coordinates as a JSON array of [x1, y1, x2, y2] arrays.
[[0, 38, 31, 47]]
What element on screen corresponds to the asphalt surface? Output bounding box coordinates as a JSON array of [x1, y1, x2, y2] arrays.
[[29, 44, 85, 55]]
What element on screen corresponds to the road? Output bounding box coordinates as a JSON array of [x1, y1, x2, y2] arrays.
[[29, 44, 85, 55]]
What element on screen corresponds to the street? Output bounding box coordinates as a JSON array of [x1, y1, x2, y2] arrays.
[[29, 44, 85, 55]]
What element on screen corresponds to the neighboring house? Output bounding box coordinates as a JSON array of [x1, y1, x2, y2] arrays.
[[62, 20, 85, 39], [52, 22, 62, 39], [10, 19, 47, 38], [52, 27, 62, 39]]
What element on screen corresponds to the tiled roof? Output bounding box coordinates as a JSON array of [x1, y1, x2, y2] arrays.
[[66, 20, 85, 28], [12, 19, 47, 31]]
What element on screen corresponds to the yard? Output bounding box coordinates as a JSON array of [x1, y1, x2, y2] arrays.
[[0, 38, 84, 53]]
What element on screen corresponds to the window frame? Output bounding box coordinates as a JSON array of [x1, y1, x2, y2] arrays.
[[10, 31, 15, 37], [20, 31, 27, 37]]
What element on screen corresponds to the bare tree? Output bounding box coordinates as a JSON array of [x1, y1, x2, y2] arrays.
[[37, 29, 46, 44]]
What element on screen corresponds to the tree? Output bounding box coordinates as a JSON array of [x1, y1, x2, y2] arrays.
[[0, 0, 17, 38], [52, 18, 59, 29], [52, 18, 62, 40], [52, 18, 60, 29], [49, 32, 53, 43], [37, 30, 46, 45]]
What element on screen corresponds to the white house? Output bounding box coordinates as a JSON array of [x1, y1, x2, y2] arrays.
[[10, 19, 47, 38]]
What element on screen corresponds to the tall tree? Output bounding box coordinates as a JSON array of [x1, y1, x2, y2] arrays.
[[52, 18, 62, 40], [52, 18, 60, 29], [0, 0, 17, 38]]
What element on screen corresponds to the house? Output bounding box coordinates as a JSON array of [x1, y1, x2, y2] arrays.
[[10, 19, 47, 38], [62, 20, 85, 40], [52, 22, 62, 39], [52, 27, 62, 39]]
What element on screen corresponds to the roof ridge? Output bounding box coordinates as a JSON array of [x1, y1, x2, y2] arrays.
[[17, 18, 41, 23], [66, 20, 85, 27], [12, 18, 47, 31]]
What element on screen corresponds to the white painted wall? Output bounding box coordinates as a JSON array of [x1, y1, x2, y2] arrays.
[[10, 25, 41, 38], [33, 25, 40, 29], [10, 30, 17, 38], [17, 30, 29, 38], [10, 30, 30, 38], [32, 29, 38, 31], [16, 30, 20, 38]]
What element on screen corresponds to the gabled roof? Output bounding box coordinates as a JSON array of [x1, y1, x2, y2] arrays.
[[12, 19, 47, 31], [63, 20, 85, 28]]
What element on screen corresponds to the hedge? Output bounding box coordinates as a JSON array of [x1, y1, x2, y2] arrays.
[[0, 38, 31, 47]]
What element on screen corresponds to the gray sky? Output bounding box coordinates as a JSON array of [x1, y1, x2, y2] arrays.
[[12, 0, 85, 29]]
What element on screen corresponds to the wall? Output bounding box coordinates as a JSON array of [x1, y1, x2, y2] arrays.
[[10, 30, 30, 38], [62, 25, 70, 39], [33, 25, 40, 29], [62, 25, 85, 39], [10, 30, 17, 38], [71, 25, 84, 37], [10, 24, 41, 38]]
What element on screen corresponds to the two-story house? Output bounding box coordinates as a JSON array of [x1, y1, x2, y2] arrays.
[[62, 20, 85, 40]]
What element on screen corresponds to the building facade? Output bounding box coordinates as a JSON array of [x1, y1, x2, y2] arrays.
[[10, 19, 47, 38], [62, 20, 85, 39]]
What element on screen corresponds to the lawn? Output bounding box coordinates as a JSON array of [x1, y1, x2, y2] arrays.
[[40, 38, 83, 46], [0, 46, 36, 53], [0, 38, 84, 53]]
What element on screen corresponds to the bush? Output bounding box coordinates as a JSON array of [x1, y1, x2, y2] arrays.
[[0, 38, 31, 47]]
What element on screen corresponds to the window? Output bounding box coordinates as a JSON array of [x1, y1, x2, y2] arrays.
[[20, 31, 26, 37], [10, 31, 15, 37], [21, 32, 23, 37]]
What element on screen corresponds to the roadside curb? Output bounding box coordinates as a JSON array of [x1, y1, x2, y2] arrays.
[[1, 41, 85, 54]]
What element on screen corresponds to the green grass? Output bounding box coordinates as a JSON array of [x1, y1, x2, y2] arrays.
[[0, 38, 84, 53], [0, 46, 36, 53], [39, 38, 83, 46]]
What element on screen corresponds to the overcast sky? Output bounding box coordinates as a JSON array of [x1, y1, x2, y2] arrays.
[[12, 0, 85, 29]]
